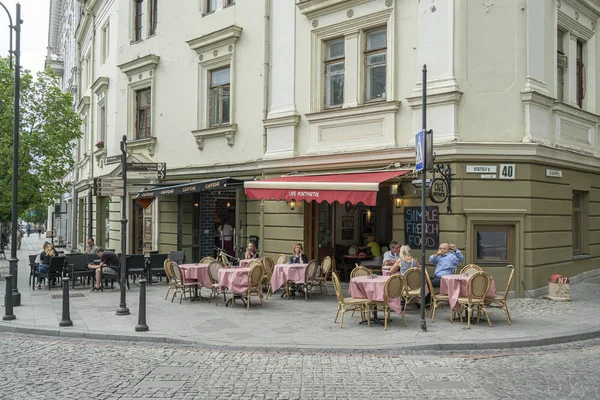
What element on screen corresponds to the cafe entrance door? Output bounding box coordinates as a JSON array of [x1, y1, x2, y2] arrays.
[[305, 201, 335, 264]]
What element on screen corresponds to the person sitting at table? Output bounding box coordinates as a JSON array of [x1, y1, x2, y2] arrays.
[[357, 235, 382, 267], [244, 241, 259, 259], [428, 242, 464, 287], [87, 248, 120, 292], [36, 243, 55, 289], [383, 240, 401, 267], [84, 237, 99, 255], [34, 241, 52, 264], [389, 245, 421, 275], [289, 243, 308, 264]]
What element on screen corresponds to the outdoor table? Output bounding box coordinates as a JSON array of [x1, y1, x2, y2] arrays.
[[440, 274, 497, 310], [271, 263, 309, 292], [239, 259, 253, 268], [349, 275, 402, 324], [179, 263, 212, 288], [382, 267, 392, 277]]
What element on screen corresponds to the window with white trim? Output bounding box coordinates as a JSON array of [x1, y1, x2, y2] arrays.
[[102, 22, 110, 63], [132, 0, 158, 42], [149, 0, 158, 36], [557, 29, 566, 102], [134, 0, 143, 41], [135, 88, 152, 139], [324, 38, 345, 108], [98, 104, 107, 143], [209, 67, 230, 126], [364, 27, 387, 102]]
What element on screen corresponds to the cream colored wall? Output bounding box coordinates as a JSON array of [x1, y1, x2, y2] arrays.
[[157, 196, 178, 254]]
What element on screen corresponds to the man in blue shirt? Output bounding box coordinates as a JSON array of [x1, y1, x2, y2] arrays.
[[429, 243, 464, 287]]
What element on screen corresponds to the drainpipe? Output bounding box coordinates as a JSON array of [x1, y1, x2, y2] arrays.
[[262, 0, 271, 153], [259, 172, 265, 253]]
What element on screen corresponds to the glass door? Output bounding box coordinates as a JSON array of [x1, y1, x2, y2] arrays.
[[305, 202, 335, 263]]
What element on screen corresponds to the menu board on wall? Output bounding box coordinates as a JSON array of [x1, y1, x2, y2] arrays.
[[404, 206, 439, 250]]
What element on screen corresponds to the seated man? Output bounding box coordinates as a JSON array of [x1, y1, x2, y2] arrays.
[[428, 243, 464, 287], [382, 240, 401, 267], [358, 235, 382, 267], [88, 248, 120, 292], [84, 237, 99, 255]]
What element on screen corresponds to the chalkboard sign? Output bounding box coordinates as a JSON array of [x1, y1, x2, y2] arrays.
[[404, 206, 439, 250]]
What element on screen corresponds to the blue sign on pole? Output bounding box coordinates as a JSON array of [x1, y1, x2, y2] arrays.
[[415, 130, 425, 172], [30, 211, 34, 217]]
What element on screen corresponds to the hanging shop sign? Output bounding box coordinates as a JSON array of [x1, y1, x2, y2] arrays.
[[428, 178, 448, 204]]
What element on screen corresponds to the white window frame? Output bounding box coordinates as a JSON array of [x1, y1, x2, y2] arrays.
[[208, 66, 231, 127], [310, 9, 394, 113], [98, 101, 107, 144], [101, 20, 110, 64], [199, 54, 234, 129], [202, 0, 235, 16]]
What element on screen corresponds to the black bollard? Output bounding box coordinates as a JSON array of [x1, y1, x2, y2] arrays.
[[135, 279, 149, 332], [59, 277, 73, 327], [3, 275, 16, 321]]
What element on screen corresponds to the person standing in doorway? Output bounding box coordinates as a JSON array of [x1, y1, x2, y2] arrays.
[[218, 219, 234, 256]]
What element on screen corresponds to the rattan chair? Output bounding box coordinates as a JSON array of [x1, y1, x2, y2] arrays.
[[299, 260, 319, 301], [485, 264, 515, 324], [402, 267, 424, 311], [169, 261, 200, 304], [314, 256, 333, 295], [331, 272, 370, 328], [460, 264, 483, 276], [424, 269, 450, 322], [163, 258, 176, 300], [200, 256, 215, 263], [207, 261, 224, 305], [371, 274, 408, 330], [350, 265, 371, 278], [453, 271, 493, 329], [232, 260, 264, 310], [275, 254, 286, 265], [260, 256, 275, 297]]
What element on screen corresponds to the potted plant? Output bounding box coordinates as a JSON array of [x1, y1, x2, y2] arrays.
[[95, 141, 105, 149]]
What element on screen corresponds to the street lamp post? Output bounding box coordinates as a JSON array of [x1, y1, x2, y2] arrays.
[[1, 1, 23, 306], [116, 135, 129, 315]]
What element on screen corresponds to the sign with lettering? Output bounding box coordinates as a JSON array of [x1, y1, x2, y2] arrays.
[[499, 164, 516, 180], [428, 178, 448, 204], [466, 165, 497, 174], [404, 206, 439, 250], [546, 169, 563, 178], [126, 162, 167, 180]]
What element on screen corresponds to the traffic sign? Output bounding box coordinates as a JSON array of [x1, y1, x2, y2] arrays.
[[415, 130, 425, 172], [126, 162, 166, 180]]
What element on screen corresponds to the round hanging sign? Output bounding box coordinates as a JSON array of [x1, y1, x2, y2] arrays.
[[428, 178, 448, 204]]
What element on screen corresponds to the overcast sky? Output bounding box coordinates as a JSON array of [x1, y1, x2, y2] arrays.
[[0, 0, 50, 76]]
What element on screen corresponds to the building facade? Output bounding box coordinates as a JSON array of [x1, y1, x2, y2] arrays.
[[51, 0, 600, 296]]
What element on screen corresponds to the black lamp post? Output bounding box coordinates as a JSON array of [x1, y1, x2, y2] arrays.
[[1, 1, 22, 306], [116, 135, 129, 315]]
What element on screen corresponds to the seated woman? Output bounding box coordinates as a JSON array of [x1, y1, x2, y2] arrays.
[[244, 241, 260, 259], [289, 243, 308, 264], [36, 243, 56, 289], [357, 234, 382, 267], [390, 244, 421, 275]]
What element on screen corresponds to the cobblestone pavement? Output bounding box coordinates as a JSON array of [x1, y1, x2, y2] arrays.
[[0, 333, 599, 400]]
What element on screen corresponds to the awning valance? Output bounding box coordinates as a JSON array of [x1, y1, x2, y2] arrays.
[[244, 170, 410, 206], [137, 177, 243, 198]]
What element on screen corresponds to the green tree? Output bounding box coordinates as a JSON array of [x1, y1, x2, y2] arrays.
[[0, 57, 81, 222]]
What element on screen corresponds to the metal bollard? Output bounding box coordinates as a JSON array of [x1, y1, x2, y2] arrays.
[[59, 277, 73, 327], [135, 279, 149, 332], [3, 275, 15, 321]]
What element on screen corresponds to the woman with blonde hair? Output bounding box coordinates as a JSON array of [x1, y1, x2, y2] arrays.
[[290, 243, 308, 264], [36, 243, 56, 289], [390, 244, 421, 275]]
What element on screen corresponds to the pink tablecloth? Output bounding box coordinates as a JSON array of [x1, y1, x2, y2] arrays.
[[271, 263, 308, 292], [349, 276, 402, 315], [440, 275, 497, 309], [218, 267, 251, 294], [179, 263, 211, 287], [239, 259, 255, 268]]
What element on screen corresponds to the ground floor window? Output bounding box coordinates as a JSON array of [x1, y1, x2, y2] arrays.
[[474, 226, 511, 263]]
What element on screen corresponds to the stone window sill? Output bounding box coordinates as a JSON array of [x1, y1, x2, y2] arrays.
[[573, 253, 592, 261], [192, 124, 237, 150], [127, 137, 157, 156]]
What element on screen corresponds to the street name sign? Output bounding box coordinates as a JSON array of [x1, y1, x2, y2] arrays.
[[105, 155, 121, 165], [126, 162, 166, 180], [94, 178, 124, 197]]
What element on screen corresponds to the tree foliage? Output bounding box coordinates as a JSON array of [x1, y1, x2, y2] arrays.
[[0, 57, 81, 222]]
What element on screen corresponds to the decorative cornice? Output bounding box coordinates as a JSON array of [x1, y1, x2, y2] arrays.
[[127, 137, 157, 157], [192, 124, 238, 150], [263, 114, 301, 129], [93, 147, 107, 167], [521, 90, 556, 108], [118, 55, 160, 77], [186, 25, 242, 55], [564, 0, 600, 21], [77, 95, 90, 114], [91, 77, 109, 95], [406, 91, 463, 109], [558, 10, 595, 41], [305, 100, 400, 122], [553, 101, 600, 124], [297, 0, 373, 19]]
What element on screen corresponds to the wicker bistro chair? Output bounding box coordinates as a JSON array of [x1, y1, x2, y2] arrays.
[[370, 274, 408, 331], [424, 269, 450, 322], [200, 256, 215, 263], [331, 272, 370, 328], [314, 256, 333, 295], [275, 254, 286, 265], [485, 264, 515, 324], [299, 260, 320, 301], [350, 265, 371, 278], [169, 261, 200, 304], [231, 260, 264, 310], [163, 258, 176, 300], [402, 267, 425, 312], [260, 256, 275, 297], [207, 261, 224, 305], [460, 264, 483, 276], [453, 271, 493, 329]]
